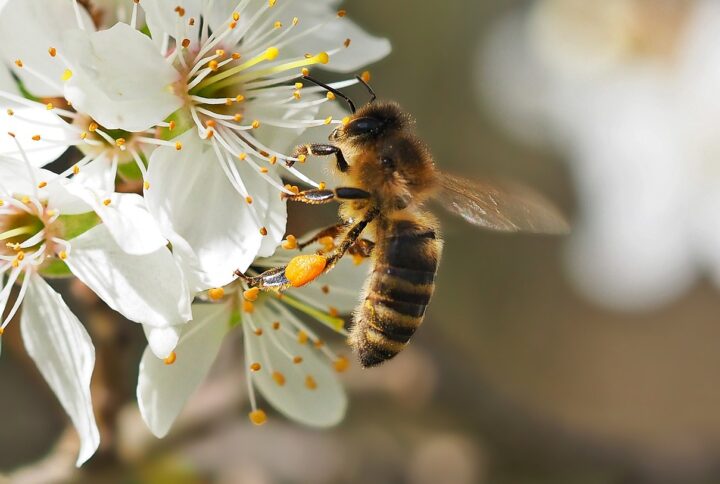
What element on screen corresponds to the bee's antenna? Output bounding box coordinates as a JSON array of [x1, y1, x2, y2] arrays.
[[356, 75, 377, 104], [302, 75, 356, 114]]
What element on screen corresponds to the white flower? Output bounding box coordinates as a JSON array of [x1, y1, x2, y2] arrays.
[[479, 0, 720, 310], [137, 236, 369, 437]]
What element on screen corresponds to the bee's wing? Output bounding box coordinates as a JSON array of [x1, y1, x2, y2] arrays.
[[435, 173, 570, 234]]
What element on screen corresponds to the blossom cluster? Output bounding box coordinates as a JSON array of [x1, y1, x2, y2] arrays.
[[0, 0, 389, 465]]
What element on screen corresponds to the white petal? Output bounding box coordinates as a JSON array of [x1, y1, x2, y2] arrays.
[[0, 0, 93, 97], [142, 324, 182, 359], [65, 224, 192, 327], [62, 23, 182, 132], [21, 274, 99, 466], [142, 0, 201, 47], [63, 185, 167, 255], [0, 107, 71, 167], [146, 132, 265, 288], [0, 64, 20, 98], [137, 302, 230, 437], [248, 303, 347, 427]]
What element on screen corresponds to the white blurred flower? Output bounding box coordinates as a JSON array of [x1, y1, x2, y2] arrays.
[[137, 236, 369, 437], [479, 0, 720, 310]]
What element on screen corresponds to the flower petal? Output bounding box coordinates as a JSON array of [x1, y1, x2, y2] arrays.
[[248, 302, 347, 427], [62, 23, 182, 132], [137, 302, 230, 438], [142, 0, 202, 46], [146, 132, 266, 288], [21, 274, 100, 466], [0, 0, 93, 97], [65, 224, 192, 327], [0, 108, 71, 167], [142, 324, 182, 360]]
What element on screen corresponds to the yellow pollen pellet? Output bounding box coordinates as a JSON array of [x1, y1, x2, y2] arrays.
[[32, 135, 41, 141], [272, 321, 280, 330], [208, 60, 219, 71], [259, 227, 268, 236], [293, 356, 303, 364], [144, 180, 150, 190], [72, 165, 80, 175], [6, 109, 13, 116], [164, 351, 177, 365], [259, 167, 269, 174], [272, 371, 286, 386], [361, 71, 372, 83], [352, 253, 364, 266], [274, 21, 282, 29], [324, 116, 333, 125], [305, 375, 317, 390], [48, 47, 57, 57], [37, 181, 47, 189], [326, 92, 336, 100], [232, 12, 240, 21], [249, 409, 267, 425], [285, 255, 326, 288], [168, 120, 176, 130], [245, 196, 253, 204], [62, 69, 73, 81], [14, 59, 23, 68], [297, 154, 307, 164], [88, 122, 98, 132], [254, 328, 263, 336], [243, 300, 255, 313], [103, 198, 111, 206], [243, 287, 260, 302], [337, 9, 347, 17], [252, 120, 261, 129], [59, 250, 68, 260], [250, 362, 261, 372], [334, 356, 350, 373], [238, 152, 247, 160], [234, 113, 243, 122], [46, 103, 53, 110], [208, 287, 225, 300], [281, 234, 297, 250], [301, 67, 310, 76], [175, 141, 182, 150], [236, 95, 245, 102], [297, 330, 309, 345], [181, 38, 191, 48], [344, 38, 351, 48], [321, 285, 329, 294]]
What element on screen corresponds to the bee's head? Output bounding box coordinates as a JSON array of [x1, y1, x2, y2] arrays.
[[329, 102, 411, 145]]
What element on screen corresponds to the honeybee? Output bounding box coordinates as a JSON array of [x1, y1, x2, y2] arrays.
[[237, 76, 568, 368]]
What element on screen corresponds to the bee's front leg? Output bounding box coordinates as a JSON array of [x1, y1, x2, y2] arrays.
[[290, 144, 349, 172]]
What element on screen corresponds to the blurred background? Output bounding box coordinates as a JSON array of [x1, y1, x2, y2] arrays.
[[7, 0, 720, 482]]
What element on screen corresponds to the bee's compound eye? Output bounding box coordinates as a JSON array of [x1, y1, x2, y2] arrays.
[[345, 117, 382, 136], [381, 157, 394, 169]]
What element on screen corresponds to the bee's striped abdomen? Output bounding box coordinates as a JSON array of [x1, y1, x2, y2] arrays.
[[351, 218, 441, 367]]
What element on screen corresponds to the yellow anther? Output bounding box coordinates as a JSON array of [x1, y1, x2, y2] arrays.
[[321, 284, 329, 294], [7, 132, 15, 138], [115, 138, 126, 147], [206, 120, 216, 128], [305, 375, 317, 390], [167, 120, 176, 131], [237, 152, 247, 160], [181, 38, 191, 48], [272, 371, 286, 386], [205, 130, 214, 139], [11, 259, 19, 268], [243, 287, 260, 302], [328, 306, 339, 317], [293, 356, 303, 364], [72, 165, 80, 175], [188, 17, 195, 26], [301, 67, 310, 76], [234, 113, 244, 122], [284, 184, 300, 194], [6, 109, 13, 116], [294, 82, 303, 89], [293, 90, 301, 100], [281, 234, 297, 250], [79, 132, 88, 140], [0, 328, 4, 335], [314, 339, 325, 348], [259, 226, 268, 236], [245, 196, 253, 204], [144, 180, 150, 190], [20, 195, 29, 203], [259, 167, 269, 174], [174, 6, 185, 16], [88, 122, 98, 132], [334, 356, 350, 373], [352, 253, 364, 265], [243, 300, 255, 313], [272, 321, 280, 330], [316, 52, 330, 64], [324, 116, 333, 125], [175, 141, 182, 150], [318, 182, 326, 190], [297, 154, 307, 164], [59, 250, 68, 260], [254, 328, 263, 336], [326, 92, 336, 100], [269, 155, 277, 165], [361, 70, 372, 83], [215, 49, 226, 58], [232, 52, 241, 60], [235, 94, 245, 102], [285, 254, 326, 288], [46, 103, 53, 110], [32, 135, 41, 141], [62, 69, 73, 81], [16, 251, 25, 261], [265, 47, 279, 60], [208, 287, 225, 300], [37, 181, 47, 189], [14, 59, 23, 68], [103, 198, 111, 206], [337, 9, 347, 17], [342, 116, 351, 126], [297, 330, 309, 345], [250, 362, 261, 372], [292, 17, 299, 25], [344, 38, 351, 48], [163, 351, 177, 365], [274, 21, 282, 29], [268, 0, 277, 7], [48, 47, 57, 57], [208, 60, 219, 71], [252, 120, 261, 129], [232, 12, 240, 21]]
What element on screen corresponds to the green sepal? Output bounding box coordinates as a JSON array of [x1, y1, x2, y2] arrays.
[[57, 212, 101, 240]]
